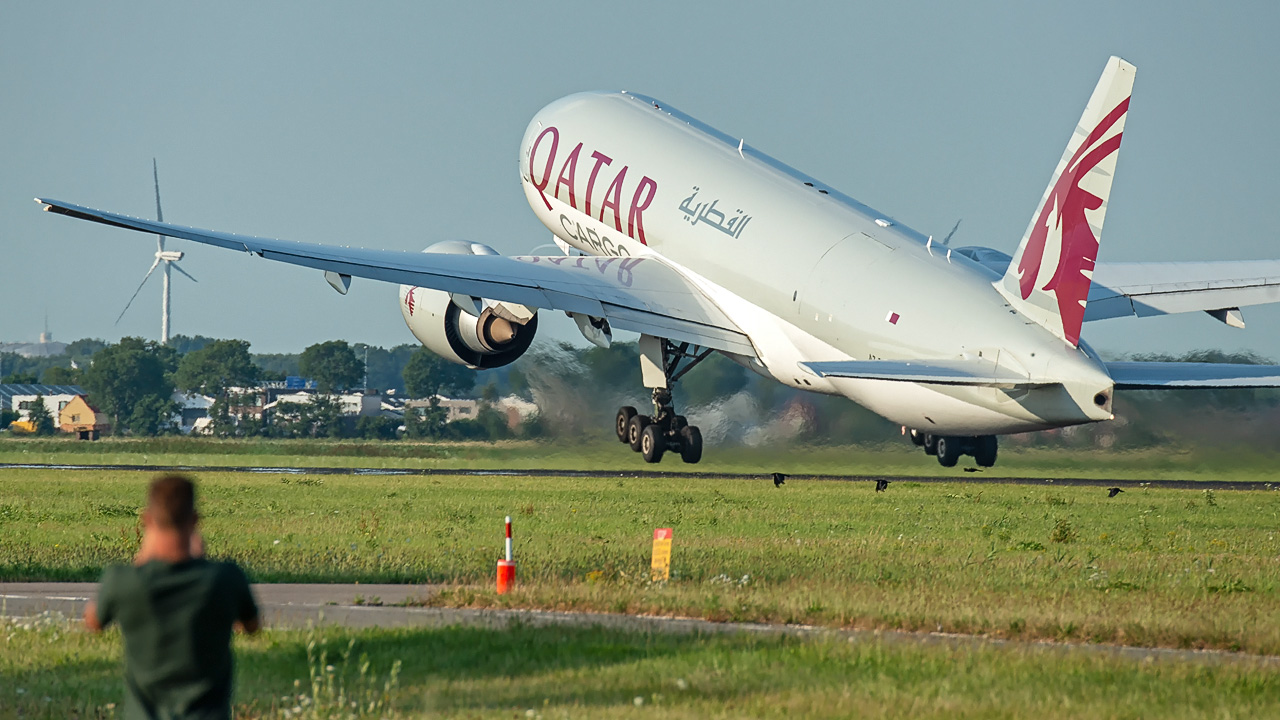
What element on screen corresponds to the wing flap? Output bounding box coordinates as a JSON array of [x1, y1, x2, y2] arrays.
[[1106, 361, 1280, 389], [801, 358, 1056, 388], [37, 198, 756, 357]]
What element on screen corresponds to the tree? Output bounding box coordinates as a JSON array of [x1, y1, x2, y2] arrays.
[[356, 415, 400, 440], [174, 340, 259, 397], [1, 371, 38, 384], [167, 334, 218, 355], [128, 394, 178, 436], [298, 341, 364, 393], [271, 394, 345, 438], [355, 343, 418, 394], [403, 349, 474, 399], [41, 366, 81, 385], [81, 337, 178, 435], [27, 395, 55, 436], [403, 402, 448, 439], [65, 338, 108, 360]]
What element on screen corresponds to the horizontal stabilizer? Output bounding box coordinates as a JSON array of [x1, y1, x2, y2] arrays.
[[801, 359, 1055, 388], [1106, 362, 1280, 389], [1086, 260, 1280, 322]]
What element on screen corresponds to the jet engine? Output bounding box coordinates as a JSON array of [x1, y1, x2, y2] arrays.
[[398, 241, 538, 369]]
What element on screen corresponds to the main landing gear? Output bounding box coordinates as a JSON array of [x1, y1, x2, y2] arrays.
[[907, 428, 998, 468], [614, 338, 707, 464]]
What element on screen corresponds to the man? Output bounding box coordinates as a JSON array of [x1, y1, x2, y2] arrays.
[[85, 474, 260, 719]]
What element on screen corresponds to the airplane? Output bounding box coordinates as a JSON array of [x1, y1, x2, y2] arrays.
[[37, 56, 1280, 468]]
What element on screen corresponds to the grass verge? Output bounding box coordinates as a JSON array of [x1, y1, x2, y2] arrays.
[[2, 612, 1277, 719], [2, 435, 1280, 480], [2, 469, 1278, 655]]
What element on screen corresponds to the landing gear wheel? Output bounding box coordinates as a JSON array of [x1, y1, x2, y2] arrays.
[[679, 425, 703, 464], [615, 406, 637, 443], [908, 428, 925, 447], [936, 436, 961, 467], [641, 424, 665, 463], [627, 415, 650, 452], [974, 435, 998, 467], [923, 434, 939, 456]]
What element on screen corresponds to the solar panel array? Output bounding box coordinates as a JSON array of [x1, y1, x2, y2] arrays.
[[0, 384, 86, 411]]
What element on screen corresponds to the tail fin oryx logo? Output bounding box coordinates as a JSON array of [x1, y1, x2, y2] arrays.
[[1000, 56, 1135, 348], [1015, 97, 1129, 345]]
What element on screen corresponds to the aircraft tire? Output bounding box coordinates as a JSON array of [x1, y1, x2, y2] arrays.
[[908, 428, 925, 447], [974, 435, 998, 467], [679, 425, 703, 464], [641, 424, 665, 463], [936, 436, 961, 467], [923, 434, 939, 456], [616, 406, 637, 443], [628, 415, 650, 452]]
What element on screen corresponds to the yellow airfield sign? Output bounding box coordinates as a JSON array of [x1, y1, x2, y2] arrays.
[[651, 527, 673, 582]]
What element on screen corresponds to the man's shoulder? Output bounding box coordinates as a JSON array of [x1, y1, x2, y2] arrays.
[[208, 559, 249, 580], [98, 562, 139, 590]]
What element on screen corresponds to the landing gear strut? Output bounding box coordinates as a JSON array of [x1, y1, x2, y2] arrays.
[[614, 338, 708, 464], [904, 427, 998, 468]]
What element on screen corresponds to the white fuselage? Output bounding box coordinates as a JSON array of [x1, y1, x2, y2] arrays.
[[517, 92, 1114, 436]]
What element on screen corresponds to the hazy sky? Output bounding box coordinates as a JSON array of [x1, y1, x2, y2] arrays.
[[4, 2, 1279, 359]]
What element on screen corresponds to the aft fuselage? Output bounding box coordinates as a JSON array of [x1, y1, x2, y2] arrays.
[[519, 91, 1114, 435]]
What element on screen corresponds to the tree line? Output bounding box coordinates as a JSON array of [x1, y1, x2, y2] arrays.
[[3, 337, 1277, 448]]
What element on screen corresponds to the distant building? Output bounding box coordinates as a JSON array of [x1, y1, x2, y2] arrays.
[[2, 384, 85, 418], [405, 397, 480, 423], [495, 396, 539, 429], [172, 392, 215, 434], [59, 396, 110, 440], [0, 332, 68, 358], [263, 390, 384, 418]]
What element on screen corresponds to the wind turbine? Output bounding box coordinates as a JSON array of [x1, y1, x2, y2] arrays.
[[115, 159, 196, 344]]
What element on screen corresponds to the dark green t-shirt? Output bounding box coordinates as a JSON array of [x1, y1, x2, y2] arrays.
[[96, 559, 259, 720]]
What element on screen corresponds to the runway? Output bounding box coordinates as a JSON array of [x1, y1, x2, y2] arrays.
[[2, 582, 1276, 668], [1, 462, 1274, 491]]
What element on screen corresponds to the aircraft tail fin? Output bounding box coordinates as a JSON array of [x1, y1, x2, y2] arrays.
[[999, 56, 1136, 346]]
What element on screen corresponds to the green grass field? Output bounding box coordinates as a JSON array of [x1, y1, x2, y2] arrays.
[[3, 468, 1278, 656], [2, 435, 1280, 480], [3, 613, 1278, 719]]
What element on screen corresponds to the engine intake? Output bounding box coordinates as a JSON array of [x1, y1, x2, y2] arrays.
[[398, 241, 539, 369]]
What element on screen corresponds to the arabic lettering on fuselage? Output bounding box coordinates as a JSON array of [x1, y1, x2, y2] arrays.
[[678, 187, 751, 239], [528, 126, 658, 248]]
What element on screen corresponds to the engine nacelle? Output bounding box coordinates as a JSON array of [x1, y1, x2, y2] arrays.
[[398, 241, 538, 369]]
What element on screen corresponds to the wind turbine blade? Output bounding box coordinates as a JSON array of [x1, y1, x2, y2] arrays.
[[115, 259, 161, 325], [154, 158, 166, 252], [941, 218, 962, 247], [170, 262, 198, 283], [153, 158, 164, 223]]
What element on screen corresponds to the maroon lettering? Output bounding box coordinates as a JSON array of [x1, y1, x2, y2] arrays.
[[584, 151, 613, 217], [554, 142, 583, 209], [528, 126, 560, 211], [617, 257, 644, 288], [599, 166, 628, 232], [627, 175, 658, 245]]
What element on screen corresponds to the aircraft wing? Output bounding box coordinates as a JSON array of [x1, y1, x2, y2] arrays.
[[36, 198, 756, 357], [1105, 361, 1280, 389], [1085, 260, 1280, 324], [801, 359, 1057, 388]]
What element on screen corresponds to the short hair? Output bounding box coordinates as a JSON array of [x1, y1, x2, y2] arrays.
[[147, 474, 197, 529]]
